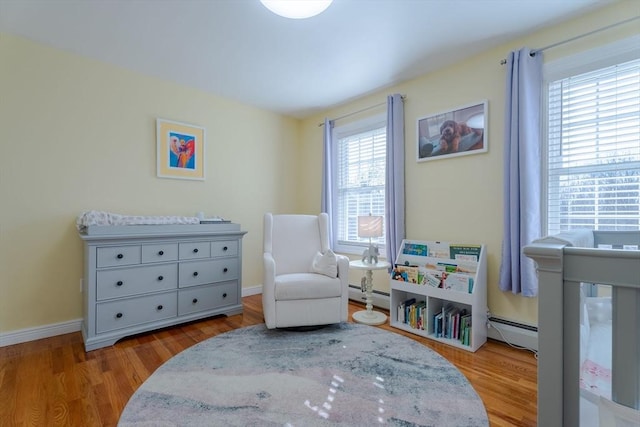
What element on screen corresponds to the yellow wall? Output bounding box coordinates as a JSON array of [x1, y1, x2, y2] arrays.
[[0, 33, 300, 332], [299, 0, 639, 325], [0, 0, 637, 335]]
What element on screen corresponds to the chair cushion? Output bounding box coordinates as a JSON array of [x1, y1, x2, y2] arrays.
[[310, 250, 338, 278], [274, 273, 342, 301]]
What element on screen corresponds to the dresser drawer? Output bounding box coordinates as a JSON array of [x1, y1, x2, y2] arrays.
[[179, 242, 211, 260], [178, 258, 239, 288], [96, 292, 177, 334], [211, 240, 238, 257], [141, 243, 178, 263], [96, 264, 178, 301], [97, 246, 141, 268], [178, 281, 239, 316]]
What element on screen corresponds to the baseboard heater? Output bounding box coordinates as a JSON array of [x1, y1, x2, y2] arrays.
[[348, 284, 390, 310], [487, 316, 538, 351]]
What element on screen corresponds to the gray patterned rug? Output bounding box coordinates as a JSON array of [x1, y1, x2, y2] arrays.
[[119, 323, 488, 426]]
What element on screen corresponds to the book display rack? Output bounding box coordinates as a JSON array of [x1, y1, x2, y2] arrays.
[[389, 239, 488, 352]]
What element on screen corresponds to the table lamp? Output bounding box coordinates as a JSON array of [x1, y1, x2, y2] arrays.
[[358, 215, 383, 264]]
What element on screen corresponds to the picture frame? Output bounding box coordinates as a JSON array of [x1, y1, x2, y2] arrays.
[[156, 118, 206, 180], [417, 101, 488, 162]]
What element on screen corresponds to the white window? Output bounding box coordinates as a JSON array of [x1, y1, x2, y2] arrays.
[[544, 39, 640, 234], [332, 114, 386, 254]]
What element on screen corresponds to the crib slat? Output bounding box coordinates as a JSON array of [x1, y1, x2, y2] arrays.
[[612, 287, 640, 410], [563, 280, 582, 427]]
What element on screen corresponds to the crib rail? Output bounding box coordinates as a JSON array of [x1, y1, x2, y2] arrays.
[[524, 231, 640, 427]]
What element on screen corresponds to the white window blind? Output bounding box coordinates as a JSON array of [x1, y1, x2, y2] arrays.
[[546, 58, 640, 233], [333, 120, 386, 252]]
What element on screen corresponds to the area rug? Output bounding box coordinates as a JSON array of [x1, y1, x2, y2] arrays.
[[119, 323, 488, 426]]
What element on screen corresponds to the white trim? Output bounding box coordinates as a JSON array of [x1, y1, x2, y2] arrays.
[[333, 113, 386, 139], [242, 285, 263, 297], [544, 35, 640, 82], [487, 320, 539, 352], [0, 287, 264, 348], [348, 284, 390, 310], [0, 318, 82, 348]]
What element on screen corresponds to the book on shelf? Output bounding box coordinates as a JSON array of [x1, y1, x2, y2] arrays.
[[421, 269, 474, 294], [391, 264, 423, 284], [398, 298, 427, 331], [459, 313, 472, 346], [397, 298, 416, 324], [423, 257, 477, 275], [402, 242, 429, 256], [449, 244, 482, 262], [431, 305, 472, 344]]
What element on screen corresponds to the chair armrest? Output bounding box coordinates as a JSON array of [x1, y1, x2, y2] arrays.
[[335, 254, 349, 280], [262, 252, 277, 328]]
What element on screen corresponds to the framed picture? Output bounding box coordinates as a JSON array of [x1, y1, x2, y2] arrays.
[[417, 101, 488, 162], [156, 118, 206, 180]]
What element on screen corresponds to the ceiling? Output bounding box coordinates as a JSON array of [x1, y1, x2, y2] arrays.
[[0, 0, 612, 118]]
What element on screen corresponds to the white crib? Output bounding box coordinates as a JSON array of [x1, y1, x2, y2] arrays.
[[523, 230, 640, 426]]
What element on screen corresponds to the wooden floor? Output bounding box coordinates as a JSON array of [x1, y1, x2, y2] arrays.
[[0, 295, 537, 427]]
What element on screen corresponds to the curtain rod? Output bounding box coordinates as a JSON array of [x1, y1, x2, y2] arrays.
[[317, 95, 406, 127], [499, 16, 639, 65]]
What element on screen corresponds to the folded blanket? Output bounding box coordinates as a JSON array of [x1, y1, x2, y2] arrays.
[[532, 229, 594, 248], [76, 210, 199, 232]]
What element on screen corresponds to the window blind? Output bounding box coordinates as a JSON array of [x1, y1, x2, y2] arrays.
[[335, 125, 386, 248], [546, 58, 640, 233]]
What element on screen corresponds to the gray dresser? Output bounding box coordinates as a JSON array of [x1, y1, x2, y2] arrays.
[[79, 223, 247, 351]]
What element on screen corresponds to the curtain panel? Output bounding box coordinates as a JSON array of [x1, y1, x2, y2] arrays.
[[385, 94, 406, 266], [321, 118, 335, 248], [499, 48, 543, 296]]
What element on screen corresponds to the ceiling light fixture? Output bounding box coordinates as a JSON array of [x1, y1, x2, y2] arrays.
[[260, 0, 333, 19]]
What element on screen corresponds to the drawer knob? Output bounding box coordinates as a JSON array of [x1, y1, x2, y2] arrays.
[[117, 253, 124, 259], [158, 276, 164, 281], [192, 298, 198, 304], [222, 293, 227, 298], [116, 312, 123, 318], [193, 271, 199, 277], [193, 248, 199, 253], [116, 281, 123, 287], [157, 305, 163, 311], [158, 250, 164, 256], [223, 267, 228, 273], [223, 246, 228, 251]]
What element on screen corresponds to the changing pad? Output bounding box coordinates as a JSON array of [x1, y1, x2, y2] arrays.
[[76, 210, 199, 233]]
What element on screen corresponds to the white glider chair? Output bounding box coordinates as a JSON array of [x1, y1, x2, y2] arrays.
[[262, 213, 349, 329]]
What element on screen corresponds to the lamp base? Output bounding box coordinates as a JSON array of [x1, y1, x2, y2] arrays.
[[352, 310, 387, 326]]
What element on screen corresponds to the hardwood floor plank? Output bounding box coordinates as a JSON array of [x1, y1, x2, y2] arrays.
[[0, 295, 538, 426]]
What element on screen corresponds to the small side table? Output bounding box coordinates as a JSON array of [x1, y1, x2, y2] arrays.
[[349, 259, 391, 326]]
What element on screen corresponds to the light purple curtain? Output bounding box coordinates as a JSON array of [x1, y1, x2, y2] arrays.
[[385, 94, 405, 266], [321, 118, 335, 247], [499, 48, 543, 296]]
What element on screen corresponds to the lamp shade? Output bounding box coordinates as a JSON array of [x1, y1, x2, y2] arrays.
[[357, 215, 383, 238]]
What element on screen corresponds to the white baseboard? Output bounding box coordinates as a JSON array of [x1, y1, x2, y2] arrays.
[[348, 284, 390, 310], [0, 287, 264, 348], [0, 318, 83, 348], [487, 318, 538, 352], [0, 285, 396, 347], [242, 285, 263, 297]]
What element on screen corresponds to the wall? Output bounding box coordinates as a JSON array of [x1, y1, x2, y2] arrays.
[[1, 0, 636, 336], [299, 0, 639, 326], [0, 34, 300, 333]]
